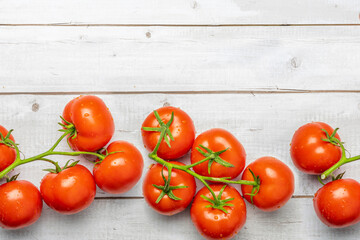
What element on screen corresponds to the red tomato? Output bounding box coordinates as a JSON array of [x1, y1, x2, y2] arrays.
[[0, 125, 16, 172], [190, 128, 246, 179], [191, 184, 246, 240], [0, 180, 42, 229], [63, 95, 115, 152], [141, 106, 195, 160], [241, 156, 294, 211], [314, 179, 360, 228], [93, 141, 144, 194], [143, 162, 196, 215], [40, 165, 96, 215], [290, 122, 341, 175]]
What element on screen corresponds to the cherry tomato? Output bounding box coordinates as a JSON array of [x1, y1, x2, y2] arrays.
[[0, 125, 16, 172], [314, 178, 360, 228], [190, 128, 246, 179], [141, 106, 195, 160], [191, 184, 246, 240], [63, 95, 115, 152], [93, 141, 144, 194], [143, 162, 196, 215], [40, 164, 96, 215], [0, 180, 42, 229], [290, 122, 341, 175], [241, 156, 294, 211]]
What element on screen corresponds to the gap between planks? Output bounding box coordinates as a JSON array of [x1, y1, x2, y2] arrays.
[[1, 90, 360, 95], [0, 23, 360, 27], [94, 195, 314, 200]]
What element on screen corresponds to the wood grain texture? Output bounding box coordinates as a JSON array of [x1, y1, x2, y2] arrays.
[[0, 93, 359, 198], [1, 1, 360, 237], [1, 26, 360, 93], [0, 198, 359, 240], [0, 0, 359, 25]]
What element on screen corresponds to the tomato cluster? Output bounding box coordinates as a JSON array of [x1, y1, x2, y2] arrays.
[[291, 122, 360, 228], [0, 95, 143, 229], [141, 106, 295, 239], [1, 96, 358, 238]]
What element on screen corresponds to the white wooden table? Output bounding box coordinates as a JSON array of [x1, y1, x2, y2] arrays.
[[1, 1, 360, 239]]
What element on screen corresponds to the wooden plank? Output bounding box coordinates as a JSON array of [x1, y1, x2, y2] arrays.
[[0, 198, 358, 239], [0, 93, 359, 197], [1, 26, 360, 93], [0, 0, 359, 25]]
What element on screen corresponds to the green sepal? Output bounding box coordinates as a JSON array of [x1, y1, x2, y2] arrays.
[[142, 110, 175, 149], [321, 128, 343, 147], [58, 116, 78, 143], [0, 129, 18, 149], [332, 171, 346, 181], [152, 165, 188, 204], [244, 168, 261, 204], [200, 185, 235, 214], [196, 145, 233, 174], [42, 159, 79, 174], [6, 173, 20, 183], [43, 168, 58, 174]]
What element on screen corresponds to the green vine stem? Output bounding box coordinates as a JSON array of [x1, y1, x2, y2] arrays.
[[143, 110, 260, 211], [320, 128, 360, 180], [0, 129, 105, 179]]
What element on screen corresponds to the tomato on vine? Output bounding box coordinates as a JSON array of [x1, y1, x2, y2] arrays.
[[290, 122, 342, 175], [143, 162, 196, 216], [314, 178, 360, 228], [0, 179, 42, 229], [191, 184, 246, 240], [62, 95, 115, 152], [93, 141, 144, 194], [190, 128, 246, 179], [241, 156, 294, 211], [141, 106, 195, 160], [40, 163, 96, 215], [0, 125, 16, 172]]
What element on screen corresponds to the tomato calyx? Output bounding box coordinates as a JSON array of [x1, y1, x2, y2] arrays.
[[244, 169, 261, 204], [93, 149, 124, 165], [153, 165, 188, 203], [142, 110, 175, 152], [43, 159, 80, 174], [200, 185, 234, 214], [320, 128, 360, 180], [196, 144, 233, 174], [5, 173, 20, 183], [331, 171, 346, 181], [58, 116, 78, 147], [0, 129, 18, 151], [318, 171, 346, 185], [321, 128, 343, 147]]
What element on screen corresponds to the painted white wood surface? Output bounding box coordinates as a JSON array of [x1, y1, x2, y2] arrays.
[[0, 0, 359, 25], [1, 1, 360, 239], [1, 26, 360, 92]]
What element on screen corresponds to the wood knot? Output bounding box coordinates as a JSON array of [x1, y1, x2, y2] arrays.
[[32, 103, 39, 112], [290, 57, 301, 69]]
